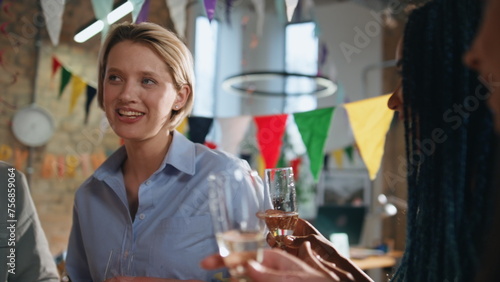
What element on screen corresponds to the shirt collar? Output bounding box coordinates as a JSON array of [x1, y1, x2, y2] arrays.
[[161, 130, 196, 175], [94, 130, 196, 180]]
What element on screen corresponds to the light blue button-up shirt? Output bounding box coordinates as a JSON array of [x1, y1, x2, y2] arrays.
[[66, 131, 263, 282]]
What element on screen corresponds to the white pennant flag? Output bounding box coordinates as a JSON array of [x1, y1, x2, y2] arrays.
[[130, 0, 146, 23], [166, 0, 189, 39], [251, 0, 265, 37], [217, 116, 252, 155], [91, 0, 113, 41], [285, 0, 298, 22], [41, 0, 66, 46]]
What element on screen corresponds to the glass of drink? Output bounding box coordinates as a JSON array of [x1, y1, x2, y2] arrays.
[[263, 167, 298, 249], [208, 169, 267, 281]]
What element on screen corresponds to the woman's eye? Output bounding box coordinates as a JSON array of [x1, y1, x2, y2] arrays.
[[142, 78, 156, 85], [108, 75, 121, 81]]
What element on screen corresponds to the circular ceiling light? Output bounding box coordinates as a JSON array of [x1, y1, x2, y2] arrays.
[[222, 71, 337, 98]]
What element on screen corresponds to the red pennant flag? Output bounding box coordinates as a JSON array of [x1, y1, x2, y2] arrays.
[[3, 3, 13, 17], [254, 114, 288, 169], [290, 158, 301, 181], [0, 22, 8, 36], [52, 56, 62, 78]]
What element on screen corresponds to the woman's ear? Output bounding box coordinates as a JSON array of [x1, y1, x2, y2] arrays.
[[175, 84, 190, 108]]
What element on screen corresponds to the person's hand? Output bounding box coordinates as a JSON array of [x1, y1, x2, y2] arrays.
[[267, 218, 373, 282], [201, 247, 332, 282]]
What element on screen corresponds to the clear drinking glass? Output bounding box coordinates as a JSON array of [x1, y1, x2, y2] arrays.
[[263, 167, 298, 249], [208, 169, 267, 281]]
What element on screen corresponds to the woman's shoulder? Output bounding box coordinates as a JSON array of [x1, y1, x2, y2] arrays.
[[194, 144, 250, 169]]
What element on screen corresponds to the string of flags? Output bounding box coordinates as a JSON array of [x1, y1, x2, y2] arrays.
[[52, 56, 97, 124]]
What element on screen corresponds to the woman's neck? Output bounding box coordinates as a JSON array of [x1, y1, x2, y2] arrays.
[[122, 131, 173, 183]]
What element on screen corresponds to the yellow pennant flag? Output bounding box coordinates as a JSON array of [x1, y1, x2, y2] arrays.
[[332, 149, 344, 169], [344, 94, 393, 180], [176, 117, 188, 135], [69, 76, 87, 113]]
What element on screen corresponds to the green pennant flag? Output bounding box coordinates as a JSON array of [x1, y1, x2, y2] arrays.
[[293, 107, 335, 182], [59, 67, 72, 99], [345, 145, 354, 163]]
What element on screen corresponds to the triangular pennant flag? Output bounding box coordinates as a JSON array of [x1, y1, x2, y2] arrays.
[[176, 116, 189, 134], [285, 0, 298, 22], [51, 56, 62, 78], [203, 0, 217, 22], [293, 107, 334, 182], [344, 94, 392, 180], [345, 145, 354, 163], [84, 85, 97, 124], [274, 0, 286, 24], [166, 0, 189, 39], [58, 67, 72, 99], [224, 0, 234, 25], [251, 0, 265, 37], [254, 114, 288, 169], [218, 116, 252, 155], [290, 158, 301, 181], [91, 0, 113, 41], [41, 0, 65, 46], [136, 0, 151, 23], [69, 76, 86, 113], [91, 0, 113, 20], [332, 149, 344, 169], [188, 117, 213, 144], [130, 0, 146, 23]]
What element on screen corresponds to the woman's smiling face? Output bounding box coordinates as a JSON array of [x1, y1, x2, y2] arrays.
[[103, 40, 187, 142]]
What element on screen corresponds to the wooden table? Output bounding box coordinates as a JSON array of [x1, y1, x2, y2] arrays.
[[350, 250, 403, 270]]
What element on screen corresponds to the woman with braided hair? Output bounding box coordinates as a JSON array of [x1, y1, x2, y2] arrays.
[[201, 0, 496, 281], [388, 0, 495, 281]]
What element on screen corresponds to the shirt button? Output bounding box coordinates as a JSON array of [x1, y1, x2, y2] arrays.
[[145, 180, 151, 186], [139, 214, 145, 220]]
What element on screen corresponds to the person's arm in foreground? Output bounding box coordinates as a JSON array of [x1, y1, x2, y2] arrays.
[[201, 242, 332, 282], [0, 162, 60, 281], [269, 218, 373, 282]]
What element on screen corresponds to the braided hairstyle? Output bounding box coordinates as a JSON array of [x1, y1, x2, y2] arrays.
[[392, 0, 495, 281]]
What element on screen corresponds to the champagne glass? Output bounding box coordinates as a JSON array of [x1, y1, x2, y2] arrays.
[[263, 167, 298, 249], [208, 169, 267, 281]]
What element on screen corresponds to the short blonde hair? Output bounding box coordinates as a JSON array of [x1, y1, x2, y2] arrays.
[[97, 22, 195, 130]]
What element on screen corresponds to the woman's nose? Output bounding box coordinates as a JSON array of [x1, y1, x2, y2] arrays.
[[118, 83, 139, 103], [388, 83, 402, 110], [464, 42, 480, 71]]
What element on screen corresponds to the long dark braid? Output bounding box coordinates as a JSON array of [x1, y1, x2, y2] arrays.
[[391, 0, 495, 281]]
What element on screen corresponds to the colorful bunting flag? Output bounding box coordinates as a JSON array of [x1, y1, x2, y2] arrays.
[[293, 107, 334, 182], [217, 116, 251, 155], [285, 0, 298, 22], [84, 85, 97, 124], [166, 0, 189, 39], [188, 117, 214, 144], [58, 67, 72, 99], [41, 0, 66, 46], [136, 0, 151, 23], [344, 94, 392, 180], [51, 56, 62, 78], [130, 0, 146, 23], [274, 0, 286, 24], [345, 145, 354, 163], [91, 0, 113, 40], [332, 149, 343, 168], [69, 76, 86, 113], [254, 114, 288, 169], [176, 117, 189, 134], [203, 0, 217, 22]]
